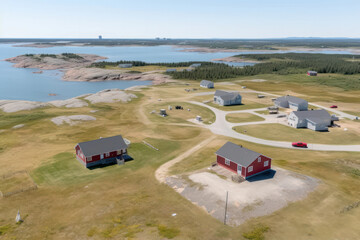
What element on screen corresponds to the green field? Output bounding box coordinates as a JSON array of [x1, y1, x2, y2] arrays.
[[233, 123, 360, 145], [225, 113, 265, 123]]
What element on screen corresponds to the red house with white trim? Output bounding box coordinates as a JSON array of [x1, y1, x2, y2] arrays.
[[75, 135, 128, 168], [215, 142, 271, 179]]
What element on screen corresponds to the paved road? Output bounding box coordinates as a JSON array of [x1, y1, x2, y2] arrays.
[[189, 101, 360, 152]]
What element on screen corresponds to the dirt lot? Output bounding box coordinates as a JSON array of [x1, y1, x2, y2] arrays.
[[166, 166, 319, 226]]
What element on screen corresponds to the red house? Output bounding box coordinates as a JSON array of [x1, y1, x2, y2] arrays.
[[75, 135, 128, 168], [215, 142, 271, 179]]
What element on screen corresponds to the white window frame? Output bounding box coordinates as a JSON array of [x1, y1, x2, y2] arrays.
[[264, 161, 269, 167], [225, 159, 231, 166], [105, 152, 110, 157], [258, 157, 261, 162], [86, 157, 91, 162], [248, 166, 253, 173]]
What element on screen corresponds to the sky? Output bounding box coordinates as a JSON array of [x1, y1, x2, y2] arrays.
[[1, 0, 360, 38]]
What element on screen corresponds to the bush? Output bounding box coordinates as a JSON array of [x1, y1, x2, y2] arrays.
[[242, 225, 269, 240], [157, 225, 180, 239]]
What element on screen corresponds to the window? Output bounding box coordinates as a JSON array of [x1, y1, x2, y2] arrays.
[[248, 166, 253, 173], [258, 157, 261, 162], [86, 157, 91, 162], [105, 152, 110, 157], [225, 159, 230, 166], [264, 161, 269, 167], [238, 165, 242, 171]]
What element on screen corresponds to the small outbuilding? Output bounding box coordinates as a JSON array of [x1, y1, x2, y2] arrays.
[[118, 64, 133, 68], [200, 80, 214, 89], [274, 95, 308, 111], [214, 90, 242, 106], [189, 63, 201, 68], [75, 135, 128, 168], [288, 109, 335, 131], [215, 142, 272, 179], [307, 71, 317, 76]]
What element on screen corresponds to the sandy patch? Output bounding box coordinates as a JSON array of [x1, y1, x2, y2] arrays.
[[51, 115, 96, 126], [166, 167, 318, 226]]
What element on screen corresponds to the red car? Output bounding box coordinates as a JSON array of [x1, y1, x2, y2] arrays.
[[330, 105, 338, 108], [292, 142, 308, 148]]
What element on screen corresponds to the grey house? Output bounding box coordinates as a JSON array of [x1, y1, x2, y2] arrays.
[[274, 95, 308, 111], [214, 90, 242, 106], [200, 80, 214, 88], [118, 64, 133, 68], [287, 109, 336, 131], [189, 63, 201, 68]]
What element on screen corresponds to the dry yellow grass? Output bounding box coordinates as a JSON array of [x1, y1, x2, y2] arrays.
[[0, 81, 359, 239]]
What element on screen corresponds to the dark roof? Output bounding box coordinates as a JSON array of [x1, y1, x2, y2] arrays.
[[292, 109, 331, 121], [214, 90, 241, 101], [276, 95, 307, 105], [78, 135, 128, 157], [216, 142, 265, 167]]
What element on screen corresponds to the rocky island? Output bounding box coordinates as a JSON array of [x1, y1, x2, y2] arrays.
[[4, 53, 172, 84]]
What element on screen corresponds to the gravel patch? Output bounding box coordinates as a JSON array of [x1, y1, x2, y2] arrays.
[[51, 115, 96, 126], [166, 166, 318, 226]]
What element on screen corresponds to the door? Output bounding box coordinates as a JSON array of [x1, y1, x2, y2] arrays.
[[237, 164, 242, 175], [100, 154, 104, 159]]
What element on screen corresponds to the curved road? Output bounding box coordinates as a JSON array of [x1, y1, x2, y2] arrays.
[[189, 101, 360, 152]]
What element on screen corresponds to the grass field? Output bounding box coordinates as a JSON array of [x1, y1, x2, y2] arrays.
[[233, 123, 360, 145], [225, 113, 265, 123], [1, 79, 360, 239], [145, 101, 216, 124]]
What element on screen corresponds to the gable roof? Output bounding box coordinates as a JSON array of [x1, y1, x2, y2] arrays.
[[200, 80, 214, 86], [216, 142, 265, 167], [214, 90, 241, 101], [78, 135, 128, 157], [292, 109, 331, 121], [276, 95, 307, 105]]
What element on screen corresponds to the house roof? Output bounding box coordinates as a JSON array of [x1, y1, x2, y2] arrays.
[[216, 142, 264, 167], [214, 90, 241, 101], [200, 80, 214, 86], [276, 95, 307, 105], [78, 135, 128, 157], [308, 71, 317, 73], [292, 109, 331, 122]]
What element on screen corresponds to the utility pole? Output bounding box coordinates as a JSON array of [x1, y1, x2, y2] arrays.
[[224, 191, 228, 225]]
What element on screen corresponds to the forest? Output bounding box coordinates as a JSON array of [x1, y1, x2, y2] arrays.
[[169, 53, 360, 80]]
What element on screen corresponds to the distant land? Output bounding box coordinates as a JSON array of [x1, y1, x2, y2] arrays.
[[2, 38, 360, 51]]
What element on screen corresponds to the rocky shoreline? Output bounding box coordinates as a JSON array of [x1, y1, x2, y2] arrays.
[[0, 88, 142, 113], [4, 53, 172, 85]]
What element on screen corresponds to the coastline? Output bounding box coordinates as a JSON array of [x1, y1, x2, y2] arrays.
[[4, 53, 172, 85]]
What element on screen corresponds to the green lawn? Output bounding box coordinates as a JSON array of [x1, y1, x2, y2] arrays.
[[233, 123, 360, 144], [225, 113, 264, 123]]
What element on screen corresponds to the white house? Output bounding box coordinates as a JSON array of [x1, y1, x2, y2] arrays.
[[274, 95, 308, 111], [200, 80, 214, 88], [214, 90, 242, 106], [287, 109, 336, 131]]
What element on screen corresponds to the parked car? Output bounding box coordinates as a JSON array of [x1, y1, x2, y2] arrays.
[[292, 142, 308, 148], [330, 105, 338, 108]]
